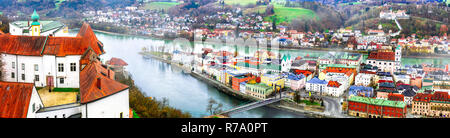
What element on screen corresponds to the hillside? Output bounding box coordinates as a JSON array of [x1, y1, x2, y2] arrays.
[[140, 2, 181, 10], [264, 4, 317, 25]]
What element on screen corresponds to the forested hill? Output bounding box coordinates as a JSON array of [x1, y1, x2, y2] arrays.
[[0, 0, 138, 18]]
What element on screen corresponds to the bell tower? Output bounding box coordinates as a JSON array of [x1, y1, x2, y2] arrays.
[[30, 10, 40, 36]]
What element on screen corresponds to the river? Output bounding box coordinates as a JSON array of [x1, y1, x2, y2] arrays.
[[72, 30, 450, 118]]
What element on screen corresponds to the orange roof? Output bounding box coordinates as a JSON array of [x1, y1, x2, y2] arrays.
[[0, 30, 4, 35], [80, 48, 99, 67], [388, 93, 404, 101], [0, 23, 104, 57], [367, 51, 395, 61], [322, 69, 353, 76], [107, 57, 128, 66], [79, 60, 128, 104], [327, 81, 341, 88], [0, 82, 35, 118], [293, 69, 312, 77]]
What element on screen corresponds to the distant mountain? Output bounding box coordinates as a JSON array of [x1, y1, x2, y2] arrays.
[[0, 0, 138, 18]]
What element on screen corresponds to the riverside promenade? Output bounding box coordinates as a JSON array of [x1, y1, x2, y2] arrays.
[[140, 52, 341, 118]]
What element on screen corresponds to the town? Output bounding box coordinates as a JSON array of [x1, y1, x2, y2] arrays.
[[0, 0, 449, 119]]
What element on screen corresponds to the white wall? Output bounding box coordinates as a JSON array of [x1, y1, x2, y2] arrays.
[[35, 104, 81, 118], [9, 24, 23, 35], [81, 89, 130, 118], [55, 55, 81, 88], [1, 54, 80, 88], [26, 87, 44, 118]]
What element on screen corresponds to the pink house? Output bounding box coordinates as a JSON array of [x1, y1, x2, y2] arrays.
[[410, 77, 422, 89], [287, 73, 306, 91]]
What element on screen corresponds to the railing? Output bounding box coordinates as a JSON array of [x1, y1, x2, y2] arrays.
[[219, 97, 286, 116]]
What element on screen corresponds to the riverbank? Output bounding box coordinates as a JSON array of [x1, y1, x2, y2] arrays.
[[140, 51, 337, 118], [91, 29, 450, 60]]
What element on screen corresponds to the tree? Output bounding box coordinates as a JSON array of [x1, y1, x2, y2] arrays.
[[0, 15, 10, 34], [440, 24, 448, 35], [206, 98, 223, 115]]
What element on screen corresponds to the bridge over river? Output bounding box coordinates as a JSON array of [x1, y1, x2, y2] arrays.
[[219, 96, 287, 116]]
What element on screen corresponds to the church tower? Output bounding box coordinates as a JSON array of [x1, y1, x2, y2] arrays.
[[30, 10, 40, 36], [395, 45, 402, 71]]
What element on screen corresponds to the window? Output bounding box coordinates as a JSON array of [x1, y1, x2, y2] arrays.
[[34, 64, 38, 71], [33, 103, 35, 112], [21, 74, 25, 81], [60, 78, 64, 84], [120, 112, 123, 118], [35, 75, 39, 81], [21, 63, 25, 70], [11, 72, 15, 79], [12, 62, 15, 69], [58, 63, 64, 72], [63, 114, 66, 118], [70, 63, 76, 72]]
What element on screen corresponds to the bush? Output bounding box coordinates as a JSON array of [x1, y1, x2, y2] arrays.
[[118, 73, 191, 118]]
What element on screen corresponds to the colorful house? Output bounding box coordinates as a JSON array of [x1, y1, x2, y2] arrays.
[[347, 96, 407, 118], [286, 73, 306, 91], [245, 83, 274, 100], [326, 81, 345, 97], [306, 77, 328, 94], [261, 73, 285, 91], [349, 86, 374, 98]]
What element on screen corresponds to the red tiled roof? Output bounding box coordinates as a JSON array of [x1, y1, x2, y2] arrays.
[[79, 60, 128, 104], [413, 93, 432, 102], [0, 82, 35, 118], [327, 81, 341, 88], [0, 23, 104, 57], [367, 51, 395, 61], [293, 69, 312, 77], [107, 57, 128, 66], [388, 93, 404, 101], [431, 91, 450, 102]]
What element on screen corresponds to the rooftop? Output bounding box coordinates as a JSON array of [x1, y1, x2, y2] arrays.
[[367, 51, 395, 61], [348, 96, 406, 108], [107, 57, 128, 66], [0, 82, 35, 118], [0, 23, 104, 57], [79, 60, 129, 104], [307, 77, 327, 85]]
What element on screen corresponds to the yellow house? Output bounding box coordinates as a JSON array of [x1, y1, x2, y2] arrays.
[[261, 73, 285, 91]]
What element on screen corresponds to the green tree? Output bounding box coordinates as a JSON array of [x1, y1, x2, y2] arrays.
[[206, 98, 223, 115]]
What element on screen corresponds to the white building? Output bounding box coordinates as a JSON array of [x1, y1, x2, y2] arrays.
[[366, 50, 399, 73], [306, 77, 328, 94], [380, 10, 409, 20], [9, 10, 69, 37], [325, 81, 345, 97], [355, 73, 375, 87], [281, 54, 292, 72], [0, 23, 105, 88], [79, 60, 130, 118]]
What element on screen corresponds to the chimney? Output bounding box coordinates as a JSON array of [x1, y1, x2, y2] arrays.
[[97, 78, 101, 89]]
